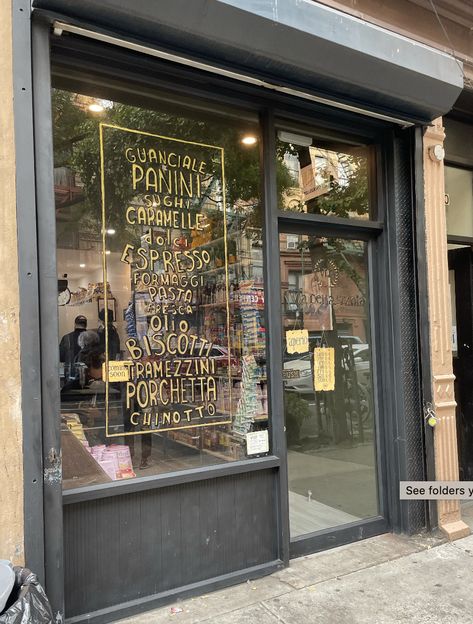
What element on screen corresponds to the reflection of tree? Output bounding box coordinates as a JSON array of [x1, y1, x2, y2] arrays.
[[316, 154, 369, 218], [53, 90, 293, 248]]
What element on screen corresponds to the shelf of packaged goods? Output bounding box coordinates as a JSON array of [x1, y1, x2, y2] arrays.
[[189, 231, 239, 252], [197, 300, 237, 309], [203, 262, 246, 275], [214, 375, 267, 383], [164, 433, 234, 463], [197, 300, 265, 309]]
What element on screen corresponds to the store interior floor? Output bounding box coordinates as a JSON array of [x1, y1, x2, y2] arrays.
[[288, 443, 377, 536]]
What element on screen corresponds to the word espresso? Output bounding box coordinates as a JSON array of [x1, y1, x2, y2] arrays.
[[101, 126, 230, 434]]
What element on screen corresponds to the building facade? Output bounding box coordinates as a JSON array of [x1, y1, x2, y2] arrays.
[[1, 1, 471, 622]]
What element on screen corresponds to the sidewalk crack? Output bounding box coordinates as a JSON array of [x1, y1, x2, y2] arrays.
[[262, 600, 292, 624]]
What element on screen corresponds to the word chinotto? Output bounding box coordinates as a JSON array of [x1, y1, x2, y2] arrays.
[[100, 125, 231, 435]]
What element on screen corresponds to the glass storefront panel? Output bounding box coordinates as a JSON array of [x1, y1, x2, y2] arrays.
[[445, 166, 473, 238], [279, 233, 378, 537], [276, 130, 375, 219], [53, 88, 269, 489]]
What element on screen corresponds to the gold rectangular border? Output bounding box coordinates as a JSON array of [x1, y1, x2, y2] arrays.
[[99, 123, 232, 437]]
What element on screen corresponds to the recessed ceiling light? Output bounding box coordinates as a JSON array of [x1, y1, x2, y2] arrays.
[[241, 135, 257, 146], [107, 228, 116, 235], [79, 263, 86, 268], [88, 102, 104, 113], [105, 250, 111, 255]]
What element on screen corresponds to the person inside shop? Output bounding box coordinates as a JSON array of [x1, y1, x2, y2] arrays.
[[59, 314, 87, 374], [61, 330, 105, 395], [97, 308, 121, 361]]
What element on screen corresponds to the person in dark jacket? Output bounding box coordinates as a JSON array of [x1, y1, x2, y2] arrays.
[[59, 315, 87, 370], [61, 330, 104, 394], [97, 308, 121, 361]]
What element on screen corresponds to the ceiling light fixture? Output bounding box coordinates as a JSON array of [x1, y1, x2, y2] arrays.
[[88, 102, 104, 113], [241, 135, 257, 146], [79, 263, 86, 268], [278, 131, 312, 147], [107, 228, 116, 235]]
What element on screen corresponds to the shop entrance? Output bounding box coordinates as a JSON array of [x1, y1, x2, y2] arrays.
[[446, 165, 473, 480], [275, 129, 384, 556], [33, 30, 420, 619], [448, 246, 473, 480]]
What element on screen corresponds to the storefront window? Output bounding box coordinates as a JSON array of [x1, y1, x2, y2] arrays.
[[276, 130, 375, 219], [54, 88, 269, 489]]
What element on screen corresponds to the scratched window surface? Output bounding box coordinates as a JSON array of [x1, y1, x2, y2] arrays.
[[53, 88, 270, 488]]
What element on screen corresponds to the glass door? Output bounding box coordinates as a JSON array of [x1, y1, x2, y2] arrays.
[[275, 124, 383, 550], [280, 232, 379, 541]]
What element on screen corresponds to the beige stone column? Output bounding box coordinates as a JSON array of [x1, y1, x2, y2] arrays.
[[0, 0, 24, 564], [424, 118, 470, 540]]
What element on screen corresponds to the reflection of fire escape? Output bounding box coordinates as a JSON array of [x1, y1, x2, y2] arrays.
[[54, 166, 84, 213], [55, 166, 103, 250]]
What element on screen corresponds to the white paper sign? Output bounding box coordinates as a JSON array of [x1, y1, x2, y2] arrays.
[[246, 430, 269, 455]]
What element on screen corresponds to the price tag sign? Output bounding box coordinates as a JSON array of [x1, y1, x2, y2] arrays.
[[313, 347, 335, 392]]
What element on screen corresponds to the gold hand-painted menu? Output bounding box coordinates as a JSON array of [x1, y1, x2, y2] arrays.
[[100, 124, 232, 437]]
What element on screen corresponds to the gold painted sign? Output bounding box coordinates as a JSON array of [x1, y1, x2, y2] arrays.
[[100, 124, 231, 436], [313, 347, 335, 392], [286, 329, 309, 354]]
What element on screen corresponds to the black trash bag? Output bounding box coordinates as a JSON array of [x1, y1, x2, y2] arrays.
[[0, 568, 53, 624]]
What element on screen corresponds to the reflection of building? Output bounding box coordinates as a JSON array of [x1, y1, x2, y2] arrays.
[[282, 147, 362, 215], [280, 234, 368, 341]]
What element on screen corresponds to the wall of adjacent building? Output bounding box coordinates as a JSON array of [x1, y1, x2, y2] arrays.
[[0, 0, 24, 565]]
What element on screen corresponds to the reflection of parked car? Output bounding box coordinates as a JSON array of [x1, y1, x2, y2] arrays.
[[353, 346, 371, 386], [340, 335, 363, 346], [283, 344, 372, 397], [176, 344, 240, 375], [283, 353, 313, 393]]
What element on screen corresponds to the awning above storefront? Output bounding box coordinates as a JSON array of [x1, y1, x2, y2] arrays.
[[33, 0, 463, 125]]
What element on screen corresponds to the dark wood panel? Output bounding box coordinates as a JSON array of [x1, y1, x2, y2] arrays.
[[64, 469, 278, 617]]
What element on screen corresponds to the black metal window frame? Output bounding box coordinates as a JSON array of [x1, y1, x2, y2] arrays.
[[271, 115, 389, 556], [45, 30, 391, 508], [22, 17, 428, 617]]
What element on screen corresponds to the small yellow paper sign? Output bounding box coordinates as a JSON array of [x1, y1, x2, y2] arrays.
[[313, 347, 335, 392], [103, 360, 132, 382], [286, 329, 309, 354]]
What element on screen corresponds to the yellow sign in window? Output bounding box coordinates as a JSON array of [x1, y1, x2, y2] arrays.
[[103, 360, 132, 383], [313, 347, 335, 392]]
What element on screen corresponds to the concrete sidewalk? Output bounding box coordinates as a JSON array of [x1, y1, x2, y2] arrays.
[[114, 528, 473, 624]]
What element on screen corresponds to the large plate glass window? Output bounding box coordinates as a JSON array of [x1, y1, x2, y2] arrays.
[[53, 87, 269, 489]]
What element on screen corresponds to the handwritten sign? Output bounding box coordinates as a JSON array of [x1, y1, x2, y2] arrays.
[[313, 347, 335, 392], [246, 430, 269, 455], [100, 124, 231, 436], [286, 329, 309, 354], [103, 360, 132, 382]]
